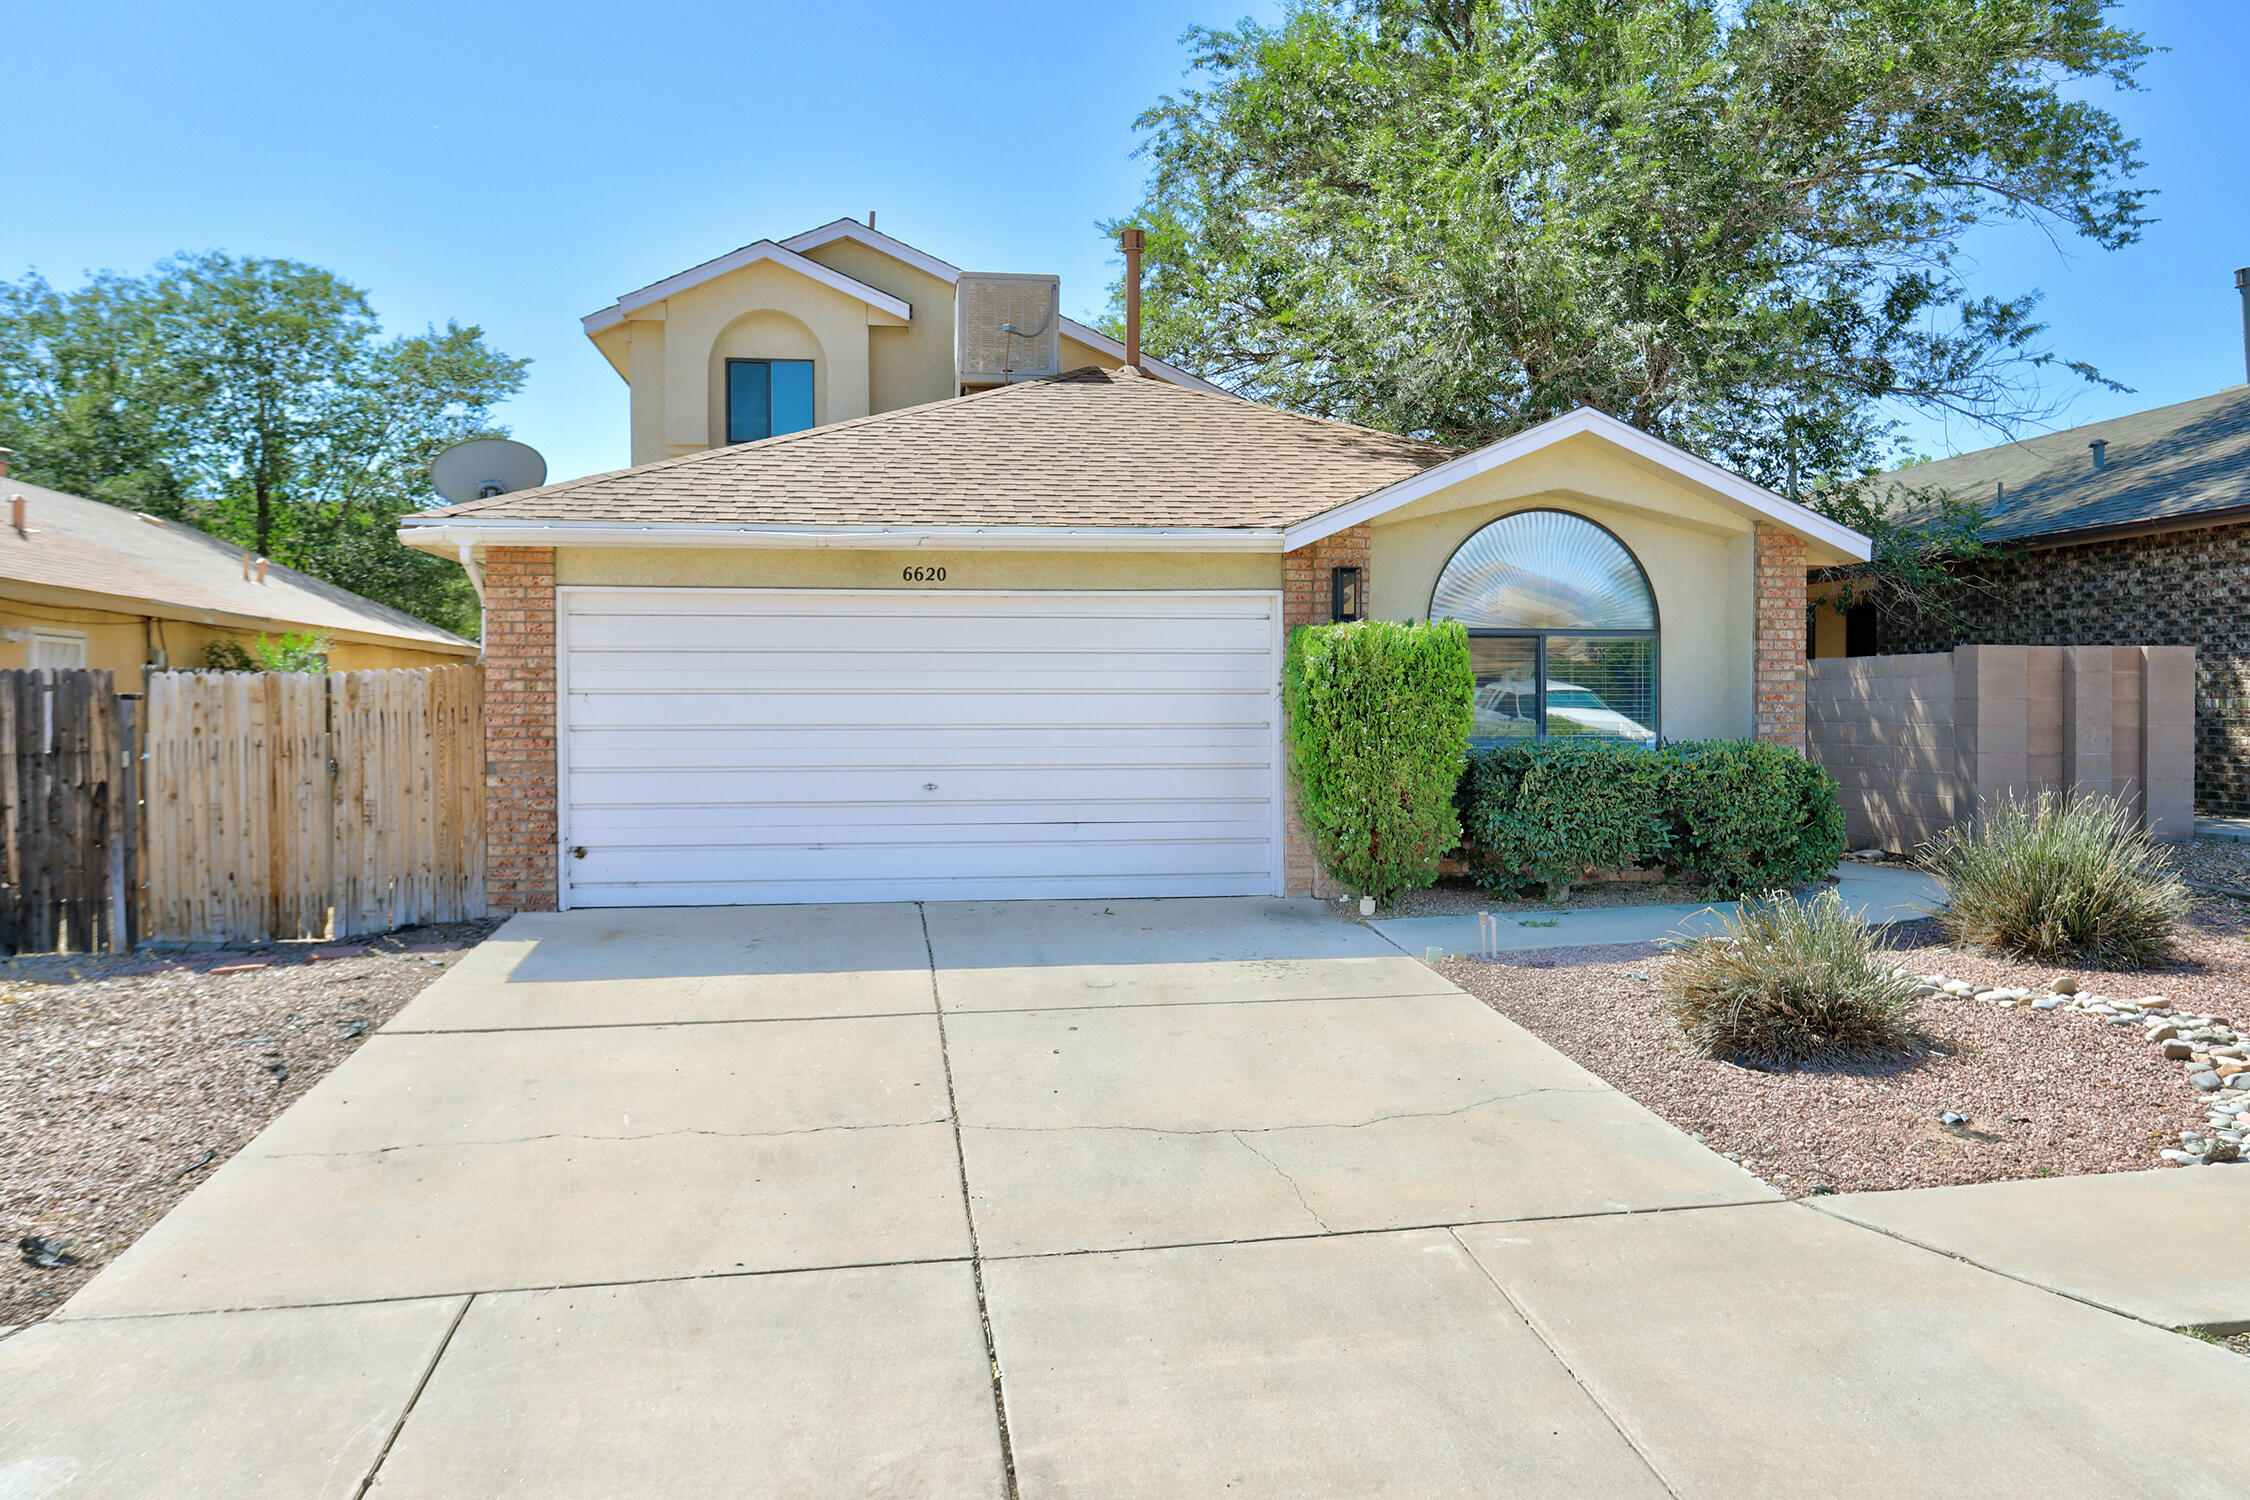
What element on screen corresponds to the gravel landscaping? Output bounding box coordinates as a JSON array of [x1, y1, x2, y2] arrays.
[[0, 922, 497, 1326], [1437, 901, 2250, 1198]]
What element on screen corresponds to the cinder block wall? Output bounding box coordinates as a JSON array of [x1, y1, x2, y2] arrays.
[[1809, 644, 2195, 853]]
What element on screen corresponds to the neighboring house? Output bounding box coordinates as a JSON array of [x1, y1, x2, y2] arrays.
[[1816, 384, 2250, 815], [404, 360, 1868, 913], [579, 217, 1225, 465], [0, 477, 479, 679]]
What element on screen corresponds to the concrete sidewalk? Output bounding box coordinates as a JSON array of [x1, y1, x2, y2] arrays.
[[1373, 860, 1943, 955], [5, 897, 2246, 1497]]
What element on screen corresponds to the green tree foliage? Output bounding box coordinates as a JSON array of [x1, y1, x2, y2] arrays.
[[0, 253, 527, 636], [1283, 619, 1476, 903], [1119, 0, 2149, 490]]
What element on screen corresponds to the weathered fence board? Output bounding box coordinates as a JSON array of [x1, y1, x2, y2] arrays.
[[0, 669, 133, 954], [141, 665, 484, 945]]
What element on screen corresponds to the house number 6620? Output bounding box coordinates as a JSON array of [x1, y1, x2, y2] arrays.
[[901, 566, 948, 583]]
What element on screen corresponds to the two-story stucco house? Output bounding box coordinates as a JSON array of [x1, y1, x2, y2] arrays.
[[404, 219, 1868, 913]]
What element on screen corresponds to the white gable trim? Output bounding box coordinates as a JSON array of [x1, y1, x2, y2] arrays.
[[781, 219, 965, 283], [580, 240, 913, 333], [1280, 407, 1873, 561]]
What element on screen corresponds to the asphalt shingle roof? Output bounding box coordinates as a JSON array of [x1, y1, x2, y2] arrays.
[[1881, 385, 2250, 543], [420, 367, 1456, 529], [0, 480, 475, 650]]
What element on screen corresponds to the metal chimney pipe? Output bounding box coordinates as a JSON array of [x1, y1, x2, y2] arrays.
[[1119, 227, 1146, 373], [2089, 438, 2107, 471], [2238, 267, 2250, 384]]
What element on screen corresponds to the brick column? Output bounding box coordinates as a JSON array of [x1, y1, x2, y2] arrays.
[[482, 547, 559, 914], [1280, 525, 1370, 897], [1753, 524, 1808, 750]]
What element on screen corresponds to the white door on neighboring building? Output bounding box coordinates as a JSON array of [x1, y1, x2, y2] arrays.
[[557, 588, 1285, 906]]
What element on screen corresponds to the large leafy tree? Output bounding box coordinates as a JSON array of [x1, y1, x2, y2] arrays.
[[0, 254, 526, 636], [1119, 0, 2150, 492]]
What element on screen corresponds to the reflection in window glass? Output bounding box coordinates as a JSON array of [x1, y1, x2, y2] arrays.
[[1469, 637, 1539, 740], [725, 359, 815, 444], [1431, 510, 1659, 747], [1543, 637, 1657, 744]]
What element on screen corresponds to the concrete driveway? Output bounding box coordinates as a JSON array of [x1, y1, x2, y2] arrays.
[[6, 899, 2249, 1497]]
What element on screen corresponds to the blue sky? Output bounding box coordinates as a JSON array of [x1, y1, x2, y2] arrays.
[[6, 0, 2242, 484]]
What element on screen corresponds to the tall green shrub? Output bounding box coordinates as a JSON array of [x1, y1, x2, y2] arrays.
[[1457, 741, 1670, 898], [1283, 619, 1475, 904], [1663, 741, 1847, 895]]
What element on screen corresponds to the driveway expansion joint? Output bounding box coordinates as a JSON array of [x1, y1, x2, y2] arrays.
[[255, 1119, 952, 1160], [920, 904, 1022, 1500], [352, 1293, 472, 1499], [962, 1085, 1609, 1139]]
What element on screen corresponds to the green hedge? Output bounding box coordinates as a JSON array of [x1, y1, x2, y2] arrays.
[[1456, 739, 1846, 897], [1283, 619, 1475, 903]]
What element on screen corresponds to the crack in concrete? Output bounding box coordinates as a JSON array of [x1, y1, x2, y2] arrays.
[[1230, 1131, 1333, 1232], [258, 1118, 950, 1160], [962, 1086, 1602, 1140]]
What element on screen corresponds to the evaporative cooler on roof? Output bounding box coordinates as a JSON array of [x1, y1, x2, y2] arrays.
[[956, 272, 1060, 384]]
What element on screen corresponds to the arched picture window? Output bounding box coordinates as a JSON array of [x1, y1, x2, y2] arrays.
[[1429, 509, 1659, 746]]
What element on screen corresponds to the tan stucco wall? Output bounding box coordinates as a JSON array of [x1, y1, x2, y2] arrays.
[[796, 240, 959, 418], [1368, 439, 1760, 741], [553, 548, 1280, 593], [618, 260, 888, 464], [1809, 580, 1848, 659], [1058, 333, 1128, 376]]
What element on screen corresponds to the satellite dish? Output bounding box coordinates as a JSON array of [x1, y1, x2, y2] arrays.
[[429, 438, 546, 505]]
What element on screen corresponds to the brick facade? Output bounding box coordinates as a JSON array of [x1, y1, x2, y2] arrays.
[[1753, 523, 1808, 750], [481, 547, 559, 914], [1877, 521, 2250, 815], [1281, 525, 1370, 898]]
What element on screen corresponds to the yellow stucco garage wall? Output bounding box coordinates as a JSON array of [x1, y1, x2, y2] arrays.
[[1367, 437, 1759, 741], [553, 548, 1281, 593]]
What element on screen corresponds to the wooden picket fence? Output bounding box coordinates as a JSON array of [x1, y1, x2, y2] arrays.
[[0, 670, 138, 954], [140, 666, 485, 945]]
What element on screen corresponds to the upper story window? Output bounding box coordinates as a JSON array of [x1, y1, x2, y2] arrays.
[[1429, 508, 1659, 747], [726, 358, 815, 443]]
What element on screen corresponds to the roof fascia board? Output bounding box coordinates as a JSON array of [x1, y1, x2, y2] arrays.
[[0, 577, 476, 653], [780, 219, 965, 283], [1282, 408, 1873, 561], [601, 240, 913, 323], [1055, 317, 1232, 397], [401, 521, 1283, 554], [2004, 499, 2250, 550]]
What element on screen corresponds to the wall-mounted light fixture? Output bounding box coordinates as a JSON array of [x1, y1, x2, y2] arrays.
[[1331, 566, 1363, 622]]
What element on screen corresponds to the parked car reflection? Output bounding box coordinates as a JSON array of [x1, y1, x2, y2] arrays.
[[1472, 680, 1652, 744]]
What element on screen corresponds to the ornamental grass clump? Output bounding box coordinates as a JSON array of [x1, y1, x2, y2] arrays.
[[1664, 890, 1925, 1068], [1922, 792, 2188, 968]]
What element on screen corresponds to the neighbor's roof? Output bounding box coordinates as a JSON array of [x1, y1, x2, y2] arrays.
[[1881, 385, 2250, 544], [0, 479, 476, 652], [417, 367, 1455, 530]]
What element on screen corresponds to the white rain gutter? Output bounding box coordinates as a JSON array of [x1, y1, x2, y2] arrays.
[[401, 521, 1287, 554]]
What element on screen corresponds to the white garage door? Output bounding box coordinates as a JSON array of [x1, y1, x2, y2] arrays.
[[559, 588, 1284, 906]]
